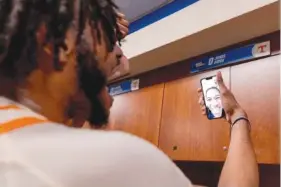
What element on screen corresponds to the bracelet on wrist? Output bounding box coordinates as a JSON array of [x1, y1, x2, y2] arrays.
[[230, 117, 251, 132]]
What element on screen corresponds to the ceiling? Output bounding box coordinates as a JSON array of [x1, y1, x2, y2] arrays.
[[110, 1, 279, 82], [114, 0, 173, 22]]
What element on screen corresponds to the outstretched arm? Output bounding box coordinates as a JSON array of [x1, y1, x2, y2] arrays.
[[219, 110, 258, 187], [198, 72, 259, 187]]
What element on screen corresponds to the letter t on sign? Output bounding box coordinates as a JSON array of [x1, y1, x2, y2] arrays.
[[252, 41, 270, 58], [258, 44, 267, 53]]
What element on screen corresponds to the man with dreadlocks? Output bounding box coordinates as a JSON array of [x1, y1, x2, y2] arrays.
[[0, 0, 259, 187], [0, 0, 194, 186], [0, 0, 259, 186]]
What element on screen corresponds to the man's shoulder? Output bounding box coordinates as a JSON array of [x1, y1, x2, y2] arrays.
[[7, 124, 193, 187], [11, 125, 163, 175], [7, 124, 173, 172], [11, 123, 161, 160]]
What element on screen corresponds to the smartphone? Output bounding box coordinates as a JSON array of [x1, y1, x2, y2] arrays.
[[200, 75, 225, 120]]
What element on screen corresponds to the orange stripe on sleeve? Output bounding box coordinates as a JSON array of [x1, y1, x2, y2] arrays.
[[0, 105, 21, 110], [0, 117, 48, 134]]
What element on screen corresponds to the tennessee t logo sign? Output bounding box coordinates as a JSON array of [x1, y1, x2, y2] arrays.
[[258, 44, 267, 53], [190, 41, 271, 73], [253, 41, 270, 58]]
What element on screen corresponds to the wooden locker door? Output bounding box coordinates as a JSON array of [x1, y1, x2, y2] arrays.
[[159, 68, 230, 161], [109, 84, 164, 145], [231, 55, 280, 164]]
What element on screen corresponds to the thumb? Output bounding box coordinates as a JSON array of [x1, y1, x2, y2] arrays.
[[216, 71, 227, 93]]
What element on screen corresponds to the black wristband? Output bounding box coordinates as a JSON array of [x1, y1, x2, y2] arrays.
[[231, 117, 251, 131]]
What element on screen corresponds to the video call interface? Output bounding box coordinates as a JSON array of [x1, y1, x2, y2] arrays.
[[201, 76, 223, 119]]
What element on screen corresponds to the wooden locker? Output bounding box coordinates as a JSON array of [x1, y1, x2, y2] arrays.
[[230, 55, 280, 164], [159, 68, 230, 161], [109, 84, 164, 145]]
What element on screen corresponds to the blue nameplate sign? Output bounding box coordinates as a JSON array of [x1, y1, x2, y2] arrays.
[[190, 41, 271, 73], [109, 79, 140, 96]]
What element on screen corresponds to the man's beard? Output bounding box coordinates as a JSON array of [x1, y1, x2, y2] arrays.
[[77, 52, 109, 128], [87, 94, 109, 127], [68, 91, 109, 128]]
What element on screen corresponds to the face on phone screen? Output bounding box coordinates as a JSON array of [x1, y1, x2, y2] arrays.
[[201, 76, 224, 119]]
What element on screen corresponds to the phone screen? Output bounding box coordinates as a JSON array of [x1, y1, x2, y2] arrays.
[[201, 76, 224, 119]]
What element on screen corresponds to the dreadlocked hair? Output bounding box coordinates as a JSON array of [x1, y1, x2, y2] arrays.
[[0, 0, 122, 125], [76, 0, 122, 51], [0, 0, 74, 78], [75, 0, 123, 127], [0, 0, 122, 79], [76, 37, 108, 127]]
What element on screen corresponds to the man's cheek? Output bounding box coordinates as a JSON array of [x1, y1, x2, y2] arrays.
[[108, 55, 130, 80], [101, 53, 119, 78], [118, 55, 129, 72]]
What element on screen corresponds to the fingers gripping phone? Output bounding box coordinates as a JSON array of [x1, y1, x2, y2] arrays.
[[200, 76, 225, 120]]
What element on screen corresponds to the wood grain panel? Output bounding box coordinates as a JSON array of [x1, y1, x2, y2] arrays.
[[109, 84, 164, 145], [231, 55, 280, 164], [159, 68, 230, 161]]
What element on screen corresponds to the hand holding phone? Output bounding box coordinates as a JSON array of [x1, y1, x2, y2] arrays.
[[200, 75, 225, 120], [198, 72, 248, 123]]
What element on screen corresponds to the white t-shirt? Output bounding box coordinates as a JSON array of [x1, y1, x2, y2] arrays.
[[0, 97, 193, 187]]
